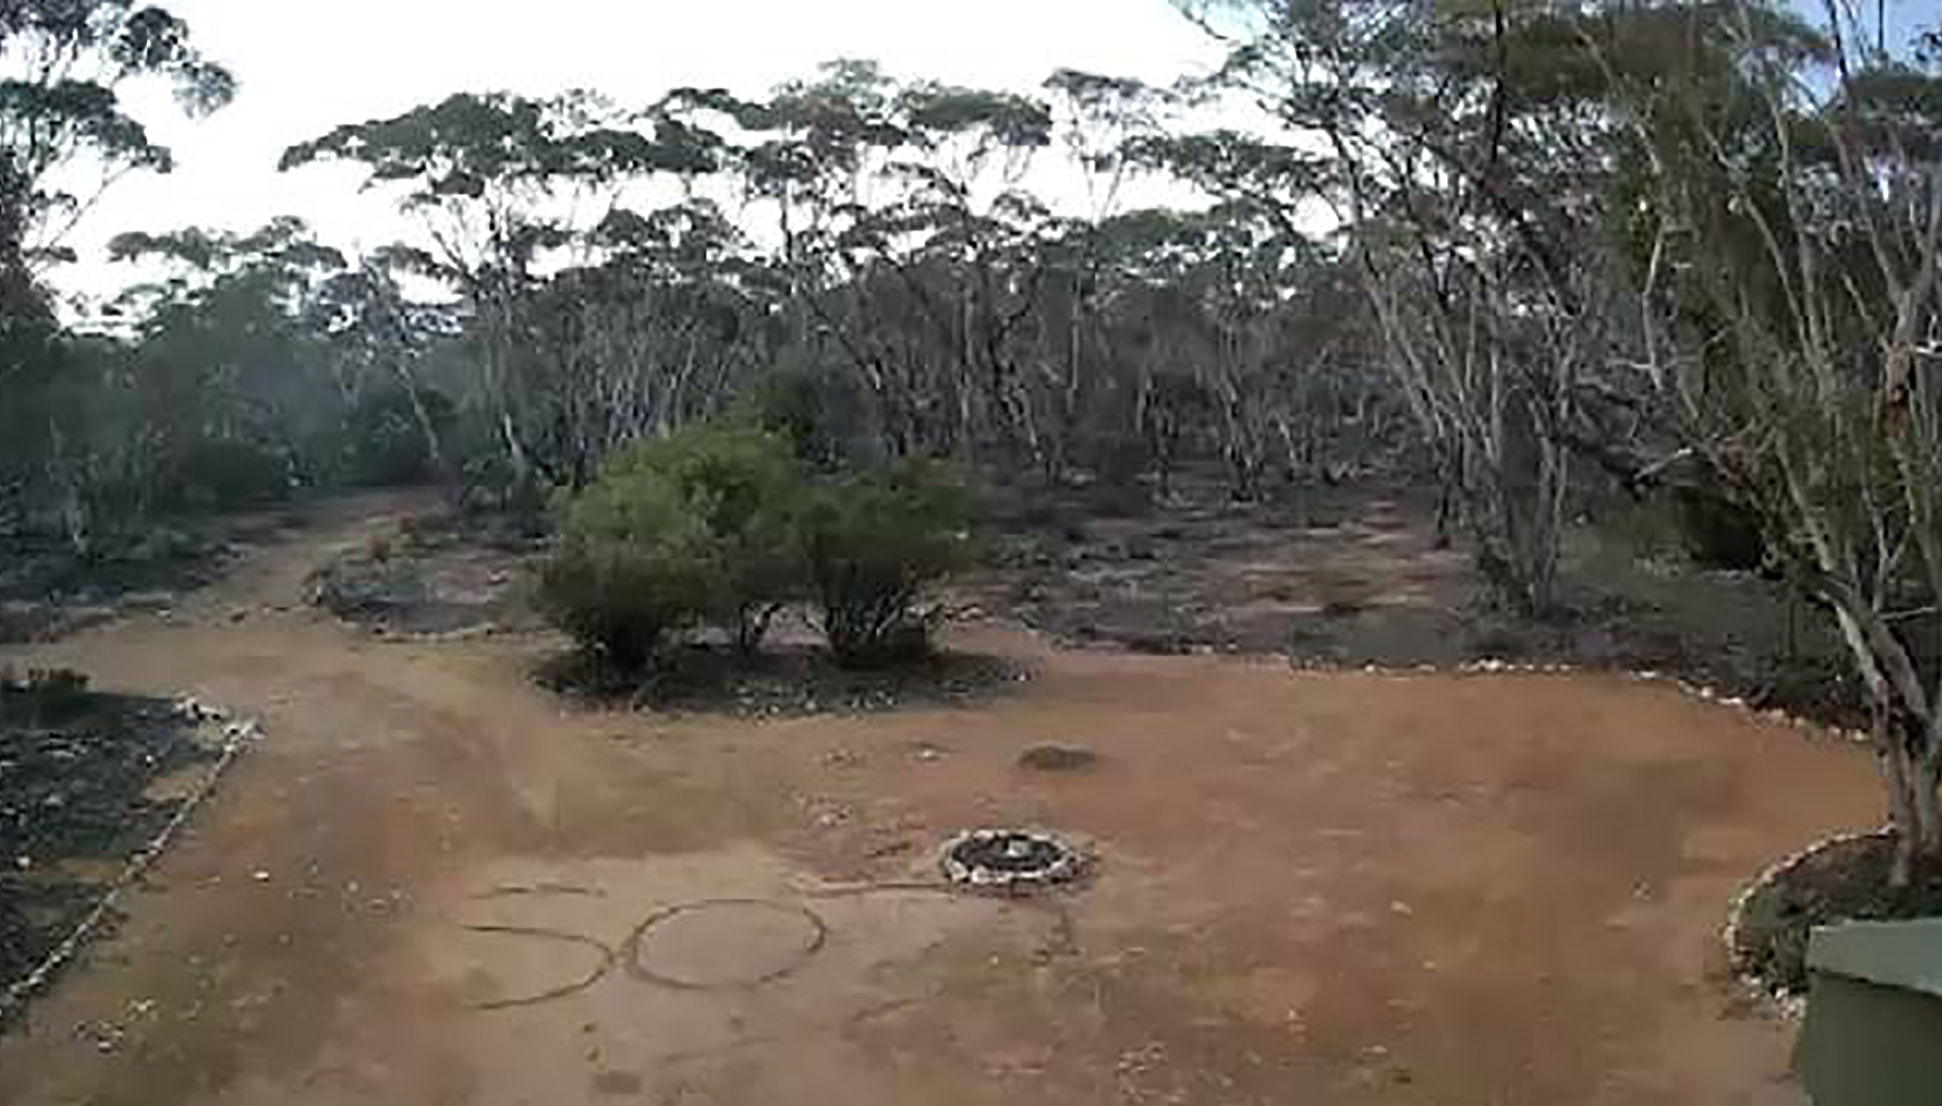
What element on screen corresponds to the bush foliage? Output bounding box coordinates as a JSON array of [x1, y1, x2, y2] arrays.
[[537, 465, 717, 670], [605, 427, 803, 652], [800, 461, 970, 668], [537, 425, 970, 671]]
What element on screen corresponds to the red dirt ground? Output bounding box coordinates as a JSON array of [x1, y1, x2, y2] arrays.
[[0, 493, 1882, 1105]]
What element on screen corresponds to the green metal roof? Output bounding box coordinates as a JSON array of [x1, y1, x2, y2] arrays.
[[1808, 918, 1942, 999]]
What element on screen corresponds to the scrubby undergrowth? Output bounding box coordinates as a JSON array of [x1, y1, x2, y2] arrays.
[[0, 520, 259, 643], [970, 474, 1869, 731], [307, 508, 546, 637], [0, 672, 216, 1001]]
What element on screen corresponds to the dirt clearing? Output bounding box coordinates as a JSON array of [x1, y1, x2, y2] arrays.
[[0, 496, 1880, 1104]]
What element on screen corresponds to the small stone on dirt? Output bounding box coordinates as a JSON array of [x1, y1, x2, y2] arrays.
[[1017, 744, 1099, 772]]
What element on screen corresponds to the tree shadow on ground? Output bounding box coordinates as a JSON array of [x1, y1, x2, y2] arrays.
[[533, 642, 1030, 718]]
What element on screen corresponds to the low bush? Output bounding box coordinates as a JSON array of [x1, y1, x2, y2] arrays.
[[539, 423, 972, 674], [608, 427, 803, 652], [799, 460, 970, 668], [537, 469, 716, 670]]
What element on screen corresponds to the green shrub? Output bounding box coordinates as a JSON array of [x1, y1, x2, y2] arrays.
[[799, 460, 970, 668], [606, 426, 804, 652], [540, 425, 974, 674], [537, 470, 716, 670]]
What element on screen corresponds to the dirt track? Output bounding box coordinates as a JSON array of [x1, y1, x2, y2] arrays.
[[0, 493, 1881, 1104]]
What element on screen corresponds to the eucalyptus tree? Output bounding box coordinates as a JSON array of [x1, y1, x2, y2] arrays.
[[517, 198, 777, 487], [669, 63, 1066, 462], [1583, 3, 1942, 879], [280, 91, 722, 484], [306, 249, 461, 483], [0, 159, 59, 530], [1014, 69, 1188, 479], [1168, 0, 1635, 609], [0, 0, 233, 265], [0, 0, 231, 536], [1108, 124, 1395, 498], [1175, 0, 1942, 876], [882, 80, 1056, 461], [96, 217, 349, 515], [711, 61, 937, 457], [276, 57, 1402, 502]]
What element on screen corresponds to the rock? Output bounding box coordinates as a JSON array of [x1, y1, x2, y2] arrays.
[[223, 719, 264, 742], [1017, 744, 1099, 773]]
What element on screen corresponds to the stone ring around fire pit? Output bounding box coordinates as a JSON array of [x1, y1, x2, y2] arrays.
[[939, 828, 1087, 890]]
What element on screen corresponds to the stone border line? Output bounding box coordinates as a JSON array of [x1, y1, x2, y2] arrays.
[[1718, 826, 1895, 1021], [0, 698, 263, 1026], [1291, 655, 1873, 745]]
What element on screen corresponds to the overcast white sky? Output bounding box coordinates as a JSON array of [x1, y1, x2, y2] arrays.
[[57, 0, 1224, 303]]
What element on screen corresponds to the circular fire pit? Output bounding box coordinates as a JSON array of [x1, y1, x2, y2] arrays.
[[940, 828, 1086, 890]]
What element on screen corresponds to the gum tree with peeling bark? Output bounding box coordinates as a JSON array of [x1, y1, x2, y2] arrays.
[[1593, 2, 1942, 880]]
